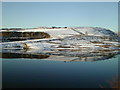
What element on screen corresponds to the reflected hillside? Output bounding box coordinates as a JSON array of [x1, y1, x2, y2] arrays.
[[1, 48, 119, 62], [1, 52, 50, 59]]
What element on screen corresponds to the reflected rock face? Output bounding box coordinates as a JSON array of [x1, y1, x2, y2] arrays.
[[1, 52, 49, 59], [1, 48, 119, 62]]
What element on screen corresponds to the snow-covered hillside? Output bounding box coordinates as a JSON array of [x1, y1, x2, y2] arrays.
[[1, 27, 120, 61], [1, 27, 119, 38], [74, 27, 117, 37]]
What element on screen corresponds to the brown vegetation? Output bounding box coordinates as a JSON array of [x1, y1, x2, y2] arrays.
[[91, 41, 104, 44], [1, 52, 50, 59], [1, 31, 51, 41], [100, 76, 120, 89], [57, 45, 71, 48], [95, 45, 111, 48], [116, 45, 120, 48]]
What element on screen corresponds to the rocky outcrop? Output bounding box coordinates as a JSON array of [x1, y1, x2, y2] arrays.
[[1, 31, 51, 42]]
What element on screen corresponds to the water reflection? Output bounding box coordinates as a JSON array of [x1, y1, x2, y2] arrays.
[[2, 49, 119, 88], [1, 53, 49, 59], [1, 49, 119, 62]]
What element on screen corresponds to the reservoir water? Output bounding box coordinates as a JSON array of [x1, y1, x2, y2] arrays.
[[2, 54, 119, 88]]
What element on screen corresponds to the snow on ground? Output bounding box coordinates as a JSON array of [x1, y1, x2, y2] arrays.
[[74, 27, 117, 37], [5, 28, 80, 38], [1, 27, 120, 56], [2, 27, 118, 38]]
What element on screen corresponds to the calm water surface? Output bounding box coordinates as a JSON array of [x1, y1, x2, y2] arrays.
[[2, 55, 119, 88]]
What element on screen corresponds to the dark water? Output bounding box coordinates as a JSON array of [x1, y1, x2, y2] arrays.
[[2, 54, 118, 88]]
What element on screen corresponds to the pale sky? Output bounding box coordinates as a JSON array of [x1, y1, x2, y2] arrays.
[[2, 2, 118, 32]]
